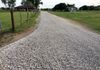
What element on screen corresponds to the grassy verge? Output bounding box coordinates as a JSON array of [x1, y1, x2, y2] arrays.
[[0, 11, 39, 32], [0, 11, 39, 47], [51, 11, 100, 33]]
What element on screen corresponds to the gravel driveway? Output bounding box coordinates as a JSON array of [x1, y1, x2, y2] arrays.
[[0, 12, 100, 70]]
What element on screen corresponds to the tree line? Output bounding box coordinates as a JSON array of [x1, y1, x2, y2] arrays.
[[52, 3, 100, 11], [79, 5, 100, 11]]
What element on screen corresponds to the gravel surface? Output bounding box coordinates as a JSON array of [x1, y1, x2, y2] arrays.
[[0, 12, 100, 70]]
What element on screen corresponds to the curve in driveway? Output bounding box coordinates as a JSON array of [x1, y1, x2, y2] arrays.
[[0, 12, 100, 70]]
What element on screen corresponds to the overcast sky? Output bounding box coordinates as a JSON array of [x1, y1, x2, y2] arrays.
[[0, 0, 100, 8]]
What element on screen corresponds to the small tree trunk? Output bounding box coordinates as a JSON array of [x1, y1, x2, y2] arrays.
[[20, 11, 22, 26], [27, 7, 29, 24], [10, 8, 15, 32]]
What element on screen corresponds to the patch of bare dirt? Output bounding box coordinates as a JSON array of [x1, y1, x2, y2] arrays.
[[0, 25, 37, 47]]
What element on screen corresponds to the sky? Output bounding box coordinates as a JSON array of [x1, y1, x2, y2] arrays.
[[0, 0, 100, 8]]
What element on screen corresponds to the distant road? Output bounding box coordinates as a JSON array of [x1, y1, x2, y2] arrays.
[[0, 12, 100, 70]]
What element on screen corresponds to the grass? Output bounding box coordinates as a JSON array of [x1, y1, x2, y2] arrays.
[[0, 11, 39, 47], [0, 11, 39, 32], [52, 11, 100, 33]]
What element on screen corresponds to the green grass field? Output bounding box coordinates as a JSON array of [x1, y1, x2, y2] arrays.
[[0, 11, 38, 32], [52, 11, 100, 33]]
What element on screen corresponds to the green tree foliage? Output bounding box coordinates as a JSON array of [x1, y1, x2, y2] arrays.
[[79, 5, 100, 11], [52, 3, 77, 12], [1, 0, 16, 8], [53, 3, 67, 11], [25, 0, 43, 9], [1, 0, 7, 6]]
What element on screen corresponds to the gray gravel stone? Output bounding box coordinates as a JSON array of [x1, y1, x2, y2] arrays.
[[0, 12, 100, 70]]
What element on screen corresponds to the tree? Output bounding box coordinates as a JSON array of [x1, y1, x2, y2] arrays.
[[21, 0, 33, 24], [21, 0, 43, 24], [95, 6, 100, 10], [79, 5, 97, 11], [52, 3, 67, 11], [28, 0, 43, 9], [1, 0, 7, 7], [1, 0, 16, 32], [89, 6, 95, 10], [35, 0, 40, 9]]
